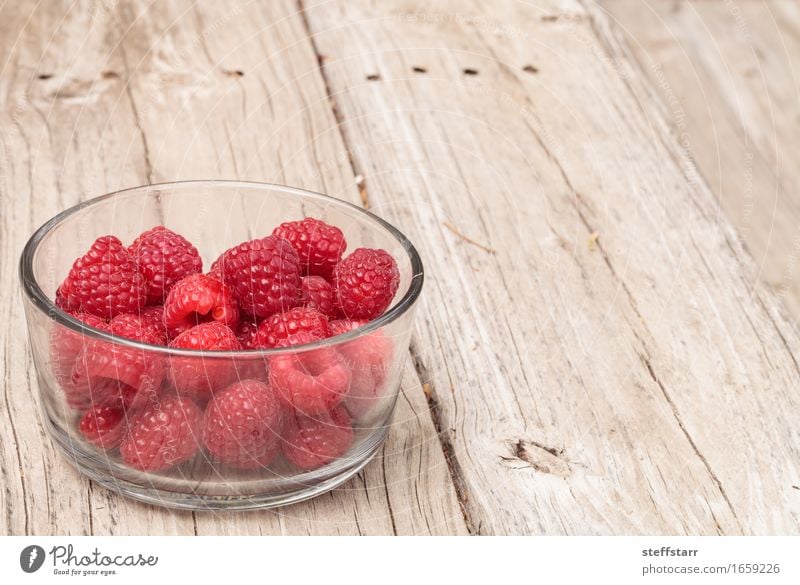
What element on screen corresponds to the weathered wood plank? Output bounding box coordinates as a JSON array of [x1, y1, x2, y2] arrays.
[[602, 0, 800, 317], [301, 0, 800, 534], [0, 0, 466, 535]]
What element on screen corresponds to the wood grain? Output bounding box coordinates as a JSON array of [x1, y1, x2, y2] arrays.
[[0, 0, 465, 536], [301, 0, 800, 534], [602, 0, 800, 317], [1, 0, 799, 535]]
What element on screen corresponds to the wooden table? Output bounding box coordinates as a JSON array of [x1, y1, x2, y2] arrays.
[[2, 0, 799, 535]]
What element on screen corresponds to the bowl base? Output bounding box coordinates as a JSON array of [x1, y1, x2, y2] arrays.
[[48, 421, 389, 511]]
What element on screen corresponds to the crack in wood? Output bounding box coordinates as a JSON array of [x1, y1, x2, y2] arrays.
[[296, 0, 369, 208], [118, 44, 153, 184], [408, 340, 477, 534], [502, 439, 570, 478], [638, 351, 741, 528]]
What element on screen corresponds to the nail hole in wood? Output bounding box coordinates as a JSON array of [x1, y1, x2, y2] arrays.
[[37, 73, 53, 80], [522, 64, 538, 74], [463, 68, 479, 76], [412, 66, 427, 73], [366, 73, 381, 81]]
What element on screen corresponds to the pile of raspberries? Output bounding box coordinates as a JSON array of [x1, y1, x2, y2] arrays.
[[50, 218, 399, 473]]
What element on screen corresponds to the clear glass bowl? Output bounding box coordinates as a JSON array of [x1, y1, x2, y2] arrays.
[[19, 181, 423, 510]]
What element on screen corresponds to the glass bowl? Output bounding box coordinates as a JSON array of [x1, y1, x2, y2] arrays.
[[19, 181, 423, 510]]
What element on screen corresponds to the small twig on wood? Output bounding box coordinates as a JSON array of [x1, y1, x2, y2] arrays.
[[354, 174, 369, 208], [443, 221, 496, 254], [588, 231, 600, 250]]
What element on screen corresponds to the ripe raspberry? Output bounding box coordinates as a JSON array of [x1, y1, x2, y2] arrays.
[[120, 396, 203, 471], [253, 307, 330, 349], [236, 317, 261, 349], [328, 318, 367, 337], [163, 273, 239, 338], [282, 406, 354, 470], [70, 338, 164, 411], [211, 235, 301, 319], [334, 248, 400, 320], [57, 236, 148, 319], [330, 320, 395, 419], [138, 305, 168, 342], [129, 226, 203, 304], [299, 276, 337, 317], [108, 313, 166, 346], [273, 218, 346, 279], [51, 313, 109, 410], [79, 404, 127, 450], [167, 322, 242, 402], [269, 333, 350, 415], [203, 380, 284, 469]]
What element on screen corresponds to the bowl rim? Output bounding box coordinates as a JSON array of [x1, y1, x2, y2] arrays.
[[19, 180, 424, 357]]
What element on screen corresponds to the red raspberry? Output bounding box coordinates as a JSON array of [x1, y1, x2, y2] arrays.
[[70, 336, 164, 411], [108, 313, 166, 346], [138, 305, 168, 342], [79, 404, 127, 449], [120, 396, 203, 471], [269, 333, 350, 415], [211, 235, 301, 319], [282, 406, 354, 470], [163, 273, 239, 338], [333, 248, 400, 320], [253, 307, 330, 349], [299, 276, 337, 317], [236, 317, 261, 349], [330, 320, 395, 419], [203, 380, 284, 469], [273, 217, 347, 280], [51, 313, 109, 407], [129, 226, 203, 304], [167, 322, 242, 402], [57, 236, 148, 319]]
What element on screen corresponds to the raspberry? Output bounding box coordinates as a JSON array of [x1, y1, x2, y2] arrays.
[[167, 322, 242, 402], [282, 406, 354, 470], [163, 273, 239, 338], [299, 276, 337, 317], [57, 236, 148, 319], [79, 404, 127, 449], [203, 380, 284, 469], [328, 318, 367, 337], [120, 396, 203, 471], [138, 305, 168, 342], [253, 307, 330, 349], [108, 313, 166, 346], [236, 317, 261, 349], [70, 337, 164, 411], [211, 235, 301, 319], [333, 248, 400, 320], [129, 226, 202, 304], [51, 313, 107, 381], [330, 320, 394, 419], [269, 333, 350, 415], [273, 218, 347, 280]]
